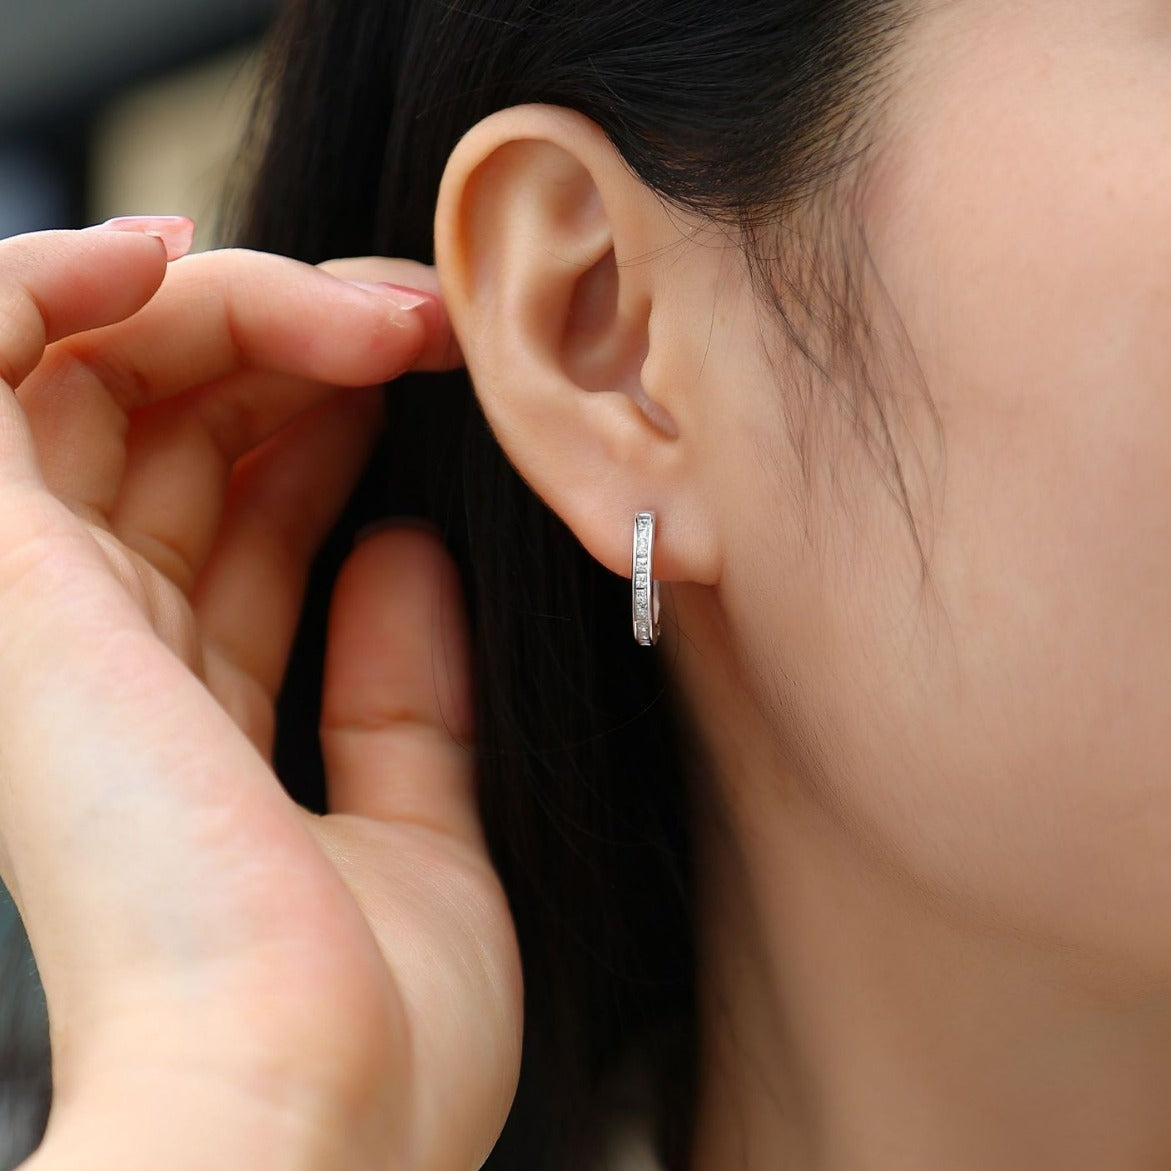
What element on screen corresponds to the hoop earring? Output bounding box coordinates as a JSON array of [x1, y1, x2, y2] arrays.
[[632, 511, 661, 646]]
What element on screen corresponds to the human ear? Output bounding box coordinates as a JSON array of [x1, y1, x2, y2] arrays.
[[433, 104, 722, 587]]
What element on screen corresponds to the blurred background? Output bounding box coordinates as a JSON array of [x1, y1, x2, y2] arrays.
[[1, 0, 276, 243], [1, 1, 278, 1163]]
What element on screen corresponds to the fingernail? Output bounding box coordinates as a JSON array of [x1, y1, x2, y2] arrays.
[[90, 215, 195, 261], [354, 515, 444, 547], [347, 281, 438, 313]]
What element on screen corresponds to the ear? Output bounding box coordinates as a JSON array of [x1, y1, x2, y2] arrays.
[[433, 104, 722, 587]]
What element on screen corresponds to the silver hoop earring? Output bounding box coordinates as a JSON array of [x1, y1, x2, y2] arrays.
[[632, 510, 661, 646]]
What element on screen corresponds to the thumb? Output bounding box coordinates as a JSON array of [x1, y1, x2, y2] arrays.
[[320, 522, 481, 848]]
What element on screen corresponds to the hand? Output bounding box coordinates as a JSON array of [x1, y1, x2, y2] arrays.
[[0, 223, 523, 1171]]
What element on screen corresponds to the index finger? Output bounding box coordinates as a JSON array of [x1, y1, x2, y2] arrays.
[[0, 227, 170, 391], [317, 256, 463, 372], [57, 249, 462, 415]]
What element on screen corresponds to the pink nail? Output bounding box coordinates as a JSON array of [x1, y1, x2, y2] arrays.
[[91, 216, 195, 262], [348, 281, 438, 312]]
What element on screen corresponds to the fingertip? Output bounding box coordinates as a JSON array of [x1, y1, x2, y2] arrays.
[[0, 228, 171, 387], [57, 230, 171, 337], [316, 258, 464, 374], [333, 273, 462, 375], [88, 215, 195, 262], [416, 293, 464, 372], [343, 283, 451, 378], [352, 514, 444, 547], [353, 285, 461, 372]]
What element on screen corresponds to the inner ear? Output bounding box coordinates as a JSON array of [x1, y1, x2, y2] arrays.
[[561, 247, 649, 400]]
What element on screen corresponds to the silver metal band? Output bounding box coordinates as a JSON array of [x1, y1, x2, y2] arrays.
[[632, 510, 660, 646]]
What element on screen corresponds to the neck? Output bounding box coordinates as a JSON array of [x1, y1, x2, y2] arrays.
[[669, 588, 1171, 1171]]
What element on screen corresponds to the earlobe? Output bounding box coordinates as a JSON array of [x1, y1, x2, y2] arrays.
[[434, 104, 722, 588]]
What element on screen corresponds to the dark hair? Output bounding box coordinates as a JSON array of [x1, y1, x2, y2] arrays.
[[268, 3, 913, 1170]]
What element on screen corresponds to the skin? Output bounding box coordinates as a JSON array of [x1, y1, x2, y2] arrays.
[[0, 231, 520, 1170], [433, 1, 1171, 1168], [6, 2, 1171, 1168]]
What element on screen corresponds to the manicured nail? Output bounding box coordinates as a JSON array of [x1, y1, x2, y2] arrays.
[[347, 281, 437, 313], [91, 215, 195, 261]]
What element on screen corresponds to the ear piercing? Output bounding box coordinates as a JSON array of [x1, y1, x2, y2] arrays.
[[632, 511, 660, 646]]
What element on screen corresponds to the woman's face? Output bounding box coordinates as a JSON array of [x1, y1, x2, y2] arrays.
[[697, 0, 1171, 983]]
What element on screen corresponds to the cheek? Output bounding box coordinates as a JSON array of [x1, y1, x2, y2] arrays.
[[747, 35, 1171, 976]]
